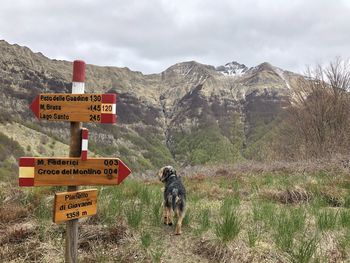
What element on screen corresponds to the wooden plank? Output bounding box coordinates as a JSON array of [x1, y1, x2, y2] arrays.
[[53, 189, 97, 223], [18, 157, 131, 186], [30, 93, 117, 123]]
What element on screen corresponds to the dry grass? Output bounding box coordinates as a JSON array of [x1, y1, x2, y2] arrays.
[[1, 161, 350, 262], [261, 187, 312, 204], [193, 238, 233, 262], [79, 219, 130, 252], [0, 203, 29, 223]]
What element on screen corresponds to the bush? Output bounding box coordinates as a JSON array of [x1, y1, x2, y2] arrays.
[[215, 211, 242, 243]]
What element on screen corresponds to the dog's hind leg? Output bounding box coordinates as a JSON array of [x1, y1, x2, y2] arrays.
[[163, 206, 173, 225], [175, 208, 185, 235], [167, 207, 173, 226], [166, 194, 174, 226], [162, 201, 168, 224]]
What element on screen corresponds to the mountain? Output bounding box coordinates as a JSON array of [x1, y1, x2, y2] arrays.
[[0, 40, 302, 173]]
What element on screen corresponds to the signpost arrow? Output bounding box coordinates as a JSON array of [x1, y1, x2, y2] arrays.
[[30, 93, 117, 123], [19, 157, 131, 186]]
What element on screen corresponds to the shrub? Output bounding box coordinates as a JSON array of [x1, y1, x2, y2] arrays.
[[215, 211, 242, 243], [220, 196, 240, 216]]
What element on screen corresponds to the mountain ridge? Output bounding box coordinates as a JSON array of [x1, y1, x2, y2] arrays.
[[0, 40, 302, 171]]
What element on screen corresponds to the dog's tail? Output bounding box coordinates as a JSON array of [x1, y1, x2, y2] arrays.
[[171, 188, 181, 211]]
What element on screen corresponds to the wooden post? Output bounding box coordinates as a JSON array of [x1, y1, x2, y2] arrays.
[[66, 60, 86, 263]]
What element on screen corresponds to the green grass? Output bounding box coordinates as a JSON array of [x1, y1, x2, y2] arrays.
[[344, 194, 350, 208], [273, 208, 306, 252], [141, 231, 152, 249], [291, 234, 319, 263], [247, 225, 260, 247], [98, 189, 123, 226], [138, 186, 152, 206], [124, 202, 143, 229], [151, 199, 162, 226], [196, 208, 211, 234], [182, 208, 191, 228], [339, 230, 350, 256], [316, 209, 338, 231], [220, 196, 240, 215], [0, 131, 25, 161], [339, 210, 350, 229], [3, 168, 350, 262], [215, 210, 242, 243], [252, 200, 276, 227], [309, 194, 329, 215], [150, 246, 165, 263]]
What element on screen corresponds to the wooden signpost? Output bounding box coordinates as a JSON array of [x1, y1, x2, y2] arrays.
[[19, 60, 131, 263], [53, 189, 98, 223], [19, 157, 131, 186]]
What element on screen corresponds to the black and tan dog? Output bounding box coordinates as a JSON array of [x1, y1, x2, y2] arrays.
[[158, 166, 186, 235]]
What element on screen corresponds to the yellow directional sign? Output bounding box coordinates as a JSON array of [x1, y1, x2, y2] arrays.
[[19, 157, 131, 186], [53, 189, 97, 223], [30, 93, 117, 123]]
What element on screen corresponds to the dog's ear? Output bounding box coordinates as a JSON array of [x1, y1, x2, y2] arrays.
[[162, 166, 171, 181], [158, 167, 165, 181], [168, 166, 176, 177], [159, 166, 176, 182]]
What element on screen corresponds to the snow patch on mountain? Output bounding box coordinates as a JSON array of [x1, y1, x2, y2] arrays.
[[216, 61, 248, 76]]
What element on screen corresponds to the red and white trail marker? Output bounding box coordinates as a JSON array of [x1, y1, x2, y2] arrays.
[[81, 128, 88, 161], [72, 60, 85, 94]]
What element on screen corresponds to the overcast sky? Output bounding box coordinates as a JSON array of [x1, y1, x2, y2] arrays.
[[1, 0, 350, 74]]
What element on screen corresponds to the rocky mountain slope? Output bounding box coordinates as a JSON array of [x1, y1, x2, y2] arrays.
[[0, 40, 302, 172]]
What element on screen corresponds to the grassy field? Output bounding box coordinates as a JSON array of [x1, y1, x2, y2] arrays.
[[1, 163, 350, 262]]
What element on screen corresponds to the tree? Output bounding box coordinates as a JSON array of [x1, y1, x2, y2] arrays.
[[280, 58, 350, 159]]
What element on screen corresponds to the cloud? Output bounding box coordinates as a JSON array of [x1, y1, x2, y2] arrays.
[[0, 0, 349, 74]]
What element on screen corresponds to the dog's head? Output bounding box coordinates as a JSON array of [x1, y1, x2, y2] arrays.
[[158, 166, 177, 182]]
